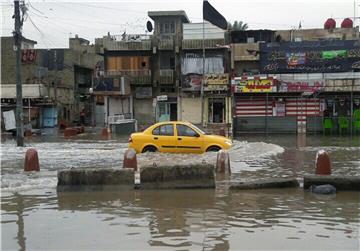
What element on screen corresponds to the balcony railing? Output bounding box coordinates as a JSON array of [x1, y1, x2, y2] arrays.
[[93, 77, 130, 95], [105, 70, 151, 77], [182, 38, 226, 50], [99, 34, 152, 51], [158, 39, 174, 50], [104, 70, 152, 85]]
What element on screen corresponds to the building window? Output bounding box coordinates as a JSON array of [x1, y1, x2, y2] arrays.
[[160, 22, 175, 34]]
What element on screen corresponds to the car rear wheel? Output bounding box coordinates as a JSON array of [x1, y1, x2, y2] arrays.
[[142, 145, 157, 153], [206, 146, 221, 152]]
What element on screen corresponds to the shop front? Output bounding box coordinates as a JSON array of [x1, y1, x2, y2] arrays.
[[233, 76, 324, 134], [155, 95, 177, 122]]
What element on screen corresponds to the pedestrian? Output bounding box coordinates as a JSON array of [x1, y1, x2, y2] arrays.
[[80, 109, 85, 125]]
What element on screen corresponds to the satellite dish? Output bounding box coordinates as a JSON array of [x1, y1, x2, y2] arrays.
[[146, 21, 153, 32]]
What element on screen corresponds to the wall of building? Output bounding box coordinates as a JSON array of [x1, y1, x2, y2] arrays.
[[108, 96, 131, 116], [181, 97, 202, 124], [275, 27, 359, 42], [133, 98, 154, 126], [183, 22, 224, 40], [234, 61, 260, 75]]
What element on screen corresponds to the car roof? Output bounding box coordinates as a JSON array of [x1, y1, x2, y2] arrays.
[[154, 121, 191, 126]]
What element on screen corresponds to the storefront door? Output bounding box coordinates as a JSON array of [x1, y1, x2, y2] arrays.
[[158, 102, 177, 122], [208, 98, 224, 123]]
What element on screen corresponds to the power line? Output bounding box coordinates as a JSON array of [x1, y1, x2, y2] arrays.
[[27, 15, 55, 49]]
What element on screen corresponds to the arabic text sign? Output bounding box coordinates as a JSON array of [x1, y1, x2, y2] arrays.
[[278, 80, 324, 92]]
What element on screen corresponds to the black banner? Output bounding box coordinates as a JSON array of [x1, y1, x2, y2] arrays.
[[203, 0, 227, 30], [259, 40, 360, 73]]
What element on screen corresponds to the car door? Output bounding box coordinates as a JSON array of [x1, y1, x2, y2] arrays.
[[151, 123, 177, 153], [175, 124, 204, 154]]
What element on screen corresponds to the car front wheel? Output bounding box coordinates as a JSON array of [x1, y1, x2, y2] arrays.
[[206, 146, 221, 152]]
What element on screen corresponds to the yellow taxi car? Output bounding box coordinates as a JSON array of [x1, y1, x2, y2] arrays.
[[128, 121, 232, 154]]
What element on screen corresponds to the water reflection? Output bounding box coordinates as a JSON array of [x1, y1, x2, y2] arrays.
[[1, 134, 360, 250]]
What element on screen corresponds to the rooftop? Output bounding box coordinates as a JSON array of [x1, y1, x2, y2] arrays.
[[148, 10, 190, 23]]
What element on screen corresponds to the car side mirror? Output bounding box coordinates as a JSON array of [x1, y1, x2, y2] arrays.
[[195, 133, 200, 137]]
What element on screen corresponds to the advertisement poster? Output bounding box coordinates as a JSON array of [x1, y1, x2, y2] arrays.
[[286, 52, 306, 66], [260, 40, 360, 73], [181, 73, 202, 91], [274, 101, 286, 116]]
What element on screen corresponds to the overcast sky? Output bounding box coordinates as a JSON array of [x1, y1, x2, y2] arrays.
[[0, 0, 358, 48]]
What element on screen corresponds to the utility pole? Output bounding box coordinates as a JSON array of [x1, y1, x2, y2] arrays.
[[14, 0, 24, 146]]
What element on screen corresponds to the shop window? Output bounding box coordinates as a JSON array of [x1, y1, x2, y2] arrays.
[[208, 98, 225, 123]]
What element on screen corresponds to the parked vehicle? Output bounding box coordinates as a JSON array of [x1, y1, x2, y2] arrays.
[[128, 121, 232, 154]]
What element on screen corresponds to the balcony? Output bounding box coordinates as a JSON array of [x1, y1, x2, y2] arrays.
[[159, 69, 174, 85], [157, 34, 182, 50], [96, 34, 152, 52], [105, 70, 152, 85], [93, 76, 131, 95], [158, 39, 174, 50], [182, 38, 226, 50]]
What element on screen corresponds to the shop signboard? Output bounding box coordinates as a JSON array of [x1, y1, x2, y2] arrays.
[[157, 95, 168, 101], [278, 79, 324, 93], [260, 40, 360, 73], [2, 110, 16, 130], [204, 74, 228, 91], [234, 77, 275, 93]]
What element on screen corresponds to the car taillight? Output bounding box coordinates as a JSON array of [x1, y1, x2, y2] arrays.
[[128, 137, 133, 143]]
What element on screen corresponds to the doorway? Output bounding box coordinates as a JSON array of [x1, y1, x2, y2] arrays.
[[170, 103, 177, 121], [208, 98, 224, 123], [157, 102, 177, 122]]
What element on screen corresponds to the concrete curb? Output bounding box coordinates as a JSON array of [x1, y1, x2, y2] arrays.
[[303, 175, 360, 191], [57, 168, 134, 192], [140, 164, 215, 189], [229, 178, 300, 190]]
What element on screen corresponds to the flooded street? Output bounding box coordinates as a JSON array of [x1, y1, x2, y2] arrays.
[[1, 131, 360, 250]]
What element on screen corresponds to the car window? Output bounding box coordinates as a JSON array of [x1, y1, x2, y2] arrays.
[[152, 126, 160, 135], [153, 124, 174, 136], [176, 124, 198, 137]]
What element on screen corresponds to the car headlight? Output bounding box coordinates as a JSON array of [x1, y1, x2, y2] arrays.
[[225, 140, 232, 146]]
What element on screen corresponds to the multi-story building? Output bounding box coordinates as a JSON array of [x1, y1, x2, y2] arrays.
[[231, 20, 360, 134], [1, 35, 101, 131], [94, 10, 231, 134]]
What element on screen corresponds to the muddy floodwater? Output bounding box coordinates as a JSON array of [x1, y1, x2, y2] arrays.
[[1, 130, 360, 250]]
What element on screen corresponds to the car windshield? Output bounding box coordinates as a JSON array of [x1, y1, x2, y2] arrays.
[[189, 124, 206, 135]]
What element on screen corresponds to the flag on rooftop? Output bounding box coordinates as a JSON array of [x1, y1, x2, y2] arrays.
[[203, 0, 228, 30]]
